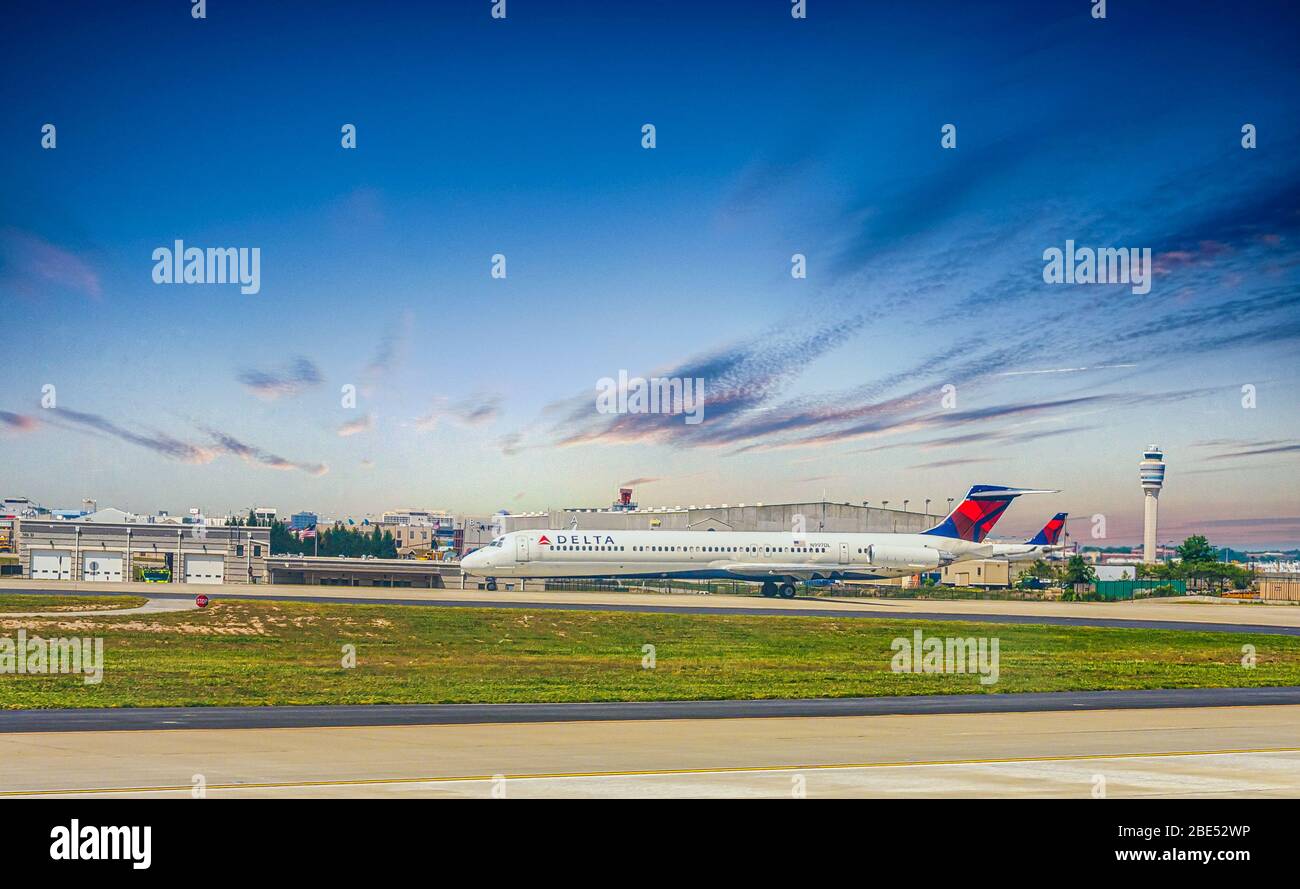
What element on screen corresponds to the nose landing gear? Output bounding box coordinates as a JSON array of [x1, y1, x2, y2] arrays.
[[485, 579, 498, 591]]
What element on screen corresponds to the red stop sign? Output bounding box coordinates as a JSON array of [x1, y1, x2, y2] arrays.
[[195, 594, 209, 608]]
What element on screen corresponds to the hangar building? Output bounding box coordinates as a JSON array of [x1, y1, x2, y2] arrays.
[[500, 501, 943, 535], [15, 519, 270, 584]]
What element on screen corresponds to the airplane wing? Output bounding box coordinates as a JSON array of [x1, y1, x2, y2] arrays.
[[719, 562, 847, 580]]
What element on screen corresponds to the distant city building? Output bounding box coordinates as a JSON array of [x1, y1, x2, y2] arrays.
[[380, 509, 450, 527], [1251, 559, 1300, 574], [1, 497, 41, 518], [458, 515, 502, 554], [290, 511, 318, 531], [1082, 546, 1174, 565], [81, 507, 136, 523], [381, 522, 439, 554]]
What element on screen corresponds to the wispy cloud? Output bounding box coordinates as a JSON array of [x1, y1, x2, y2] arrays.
[[1203, 441, 1300, 462], [498, 431, 523, 456], [412, 394, 503, 432], [39, 406, 327, 476], [336, 413, 373, 437], [858, 422, 1092, 455], [909, 456, 1006, 470], [50, 408, 216, 464], [202, 427, 328, 476], [362, 316, 410, 391], [996, 364, 1137, 377], [523, 315, 866, 453], [0, 411, 39, 433], [0, 227, 102, 299], [237, 357, 323, 400]]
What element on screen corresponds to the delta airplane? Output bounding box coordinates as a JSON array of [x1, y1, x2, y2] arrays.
[[461, 484, 1057, 598], [987, 512, 1069, 562]]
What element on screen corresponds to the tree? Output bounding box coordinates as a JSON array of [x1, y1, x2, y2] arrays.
[[1137, 561, 1178, 580], [1061, 555, 1096, 586], [1027, 559, 1060, 582], [1176, 535, 1217, 565]]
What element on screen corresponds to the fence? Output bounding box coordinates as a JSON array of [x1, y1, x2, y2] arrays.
[[1093, 579, 1187, 600]]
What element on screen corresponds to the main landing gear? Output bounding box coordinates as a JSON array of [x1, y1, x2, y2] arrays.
[[761, 581, 798, 599], [485, 579, 498, 591]]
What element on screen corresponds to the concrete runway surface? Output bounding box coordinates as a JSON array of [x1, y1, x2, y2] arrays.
[[5, 580, 1300, 635], [4, 687, 1300, 733], [2, 705, 1297, 798]]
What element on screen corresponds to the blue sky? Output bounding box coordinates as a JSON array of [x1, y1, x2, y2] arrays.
[[2, 1, 1299, 546]]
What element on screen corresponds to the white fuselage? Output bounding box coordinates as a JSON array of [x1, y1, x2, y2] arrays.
[[984, 543, 1063, 563], [460, 529, 996, 582]]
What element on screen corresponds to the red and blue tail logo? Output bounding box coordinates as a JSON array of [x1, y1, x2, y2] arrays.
[[1028, 513, 1068, 546], [922, 485, 1057, 543]]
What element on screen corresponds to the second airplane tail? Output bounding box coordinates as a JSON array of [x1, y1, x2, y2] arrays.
[[1027, 512, 1068, 546], [921, 485, 1059, 543]]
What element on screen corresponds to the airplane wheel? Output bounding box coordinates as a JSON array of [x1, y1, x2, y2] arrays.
[[760, 584, 778, 598], [778, 583, 797, 599], [486, 580, 497, 591]]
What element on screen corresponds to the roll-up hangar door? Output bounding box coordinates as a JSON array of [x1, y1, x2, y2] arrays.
[[185, 554, 225, 584], [82, 553, 124, 582], [32, 550, 73, 580]]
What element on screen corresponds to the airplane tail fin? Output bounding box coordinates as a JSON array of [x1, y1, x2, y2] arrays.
[[1027, 512, 1068, 546], [921, 485, 1059, 543]]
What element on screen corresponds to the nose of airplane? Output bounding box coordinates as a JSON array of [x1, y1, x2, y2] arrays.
[[461, 548, 488, 574]]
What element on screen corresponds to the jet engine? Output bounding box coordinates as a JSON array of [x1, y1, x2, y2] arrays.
[[865, 545, 943, 571]]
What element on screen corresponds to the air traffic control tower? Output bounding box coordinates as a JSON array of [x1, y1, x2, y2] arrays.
[[1140, 445, 1166, 563]]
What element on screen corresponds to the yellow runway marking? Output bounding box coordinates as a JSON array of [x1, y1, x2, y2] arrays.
[[5, 745, 1300, 797]]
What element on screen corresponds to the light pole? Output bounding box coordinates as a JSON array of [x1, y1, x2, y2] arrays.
[[903, 499, 910, 512], [925, 498, 931, 517]]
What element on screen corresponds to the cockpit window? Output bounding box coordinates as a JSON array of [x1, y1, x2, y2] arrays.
[[489, 537, 504, 548]]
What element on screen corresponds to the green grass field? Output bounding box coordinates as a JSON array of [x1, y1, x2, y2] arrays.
[[0, 594, 148, 613], [0, 598, 1295, 709]]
